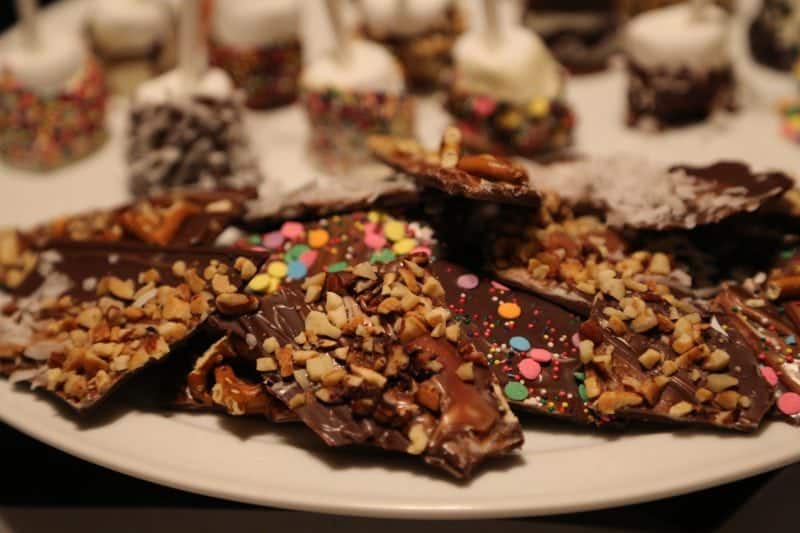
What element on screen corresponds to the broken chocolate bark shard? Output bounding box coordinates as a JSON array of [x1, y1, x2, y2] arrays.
[[714, 287, 800, 425], [209, 255, 523, 479], [368, 132, 541, 207], [0, 241, 265, 413], [431, 261, 594, 424], [580, 289, 774, 431]]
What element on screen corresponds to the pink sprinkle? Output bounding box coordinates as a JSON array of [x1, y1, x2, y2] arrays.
[[518, 359, 541, 380], [363, 222, 380, 235], [761, 366, 779, 387], [411, 246, 431, 256], [262, 231, 285, 250], [364, 233, 387, 250], [457, 274, 479, 290], [777, 392, 800, 415], [571, 333, 581, 348], [280, 221, 305, 241], [473, 96, 496, 117], [490, 281, 510, 291], [528, 348, 552, 363], [299, 250, 319, 268]]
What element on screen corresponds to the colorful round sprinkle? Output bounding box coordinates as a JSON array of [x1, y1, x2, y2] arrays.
[[280, 221, 305, 241], [383, 220, 406, 242], [370, 249, 396, 263], [528, 348, 553, 363], [307, 229, 330, 249], [777, 392, 800, 415], [286, 244, 310, 261], [518, 359, 541, 380], [364, 233, 387, 250], [299, 250, 318, 268], [497, 302, 521, 319], [571, 333, 581, 348], [392, 238, 417, 255], [267, 261, 288, 279], [504, 381, 529, 401], [509, 336, 531, 352], [457, 274, 479, 290], [327, 261, 348, 273], [761, 366, 779, 387], [287, 260, 308, 279], [261, 231, 284, 250], [247, 273, 271, 293]]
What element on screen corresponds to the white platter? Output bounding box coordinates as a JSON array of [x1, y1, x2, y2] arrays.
[[0, 0, 799, 520]]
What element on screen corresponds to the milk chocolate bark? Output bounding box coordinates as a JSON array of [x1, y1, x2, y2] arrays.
[[209, 256, 523, 478], [0, 241, 264, 412], [431, 261, 593, 424], [368, 130, 541, 207], [0, 189, 251, 292], [714, 287, 800, 424], [579, 286, 773, 431]]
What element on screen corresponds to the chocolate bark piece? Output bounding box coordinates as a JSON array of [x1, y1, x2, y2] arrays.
[[0, 241, 264, 413], [431, 261, 593, 424], [171, 335, 295, 421], [368, 131, 541, 207], [579, 286, 774, 431], [210, 256, 523, 479], [243, 173, 419, 227], [714, 287, 800, 424]]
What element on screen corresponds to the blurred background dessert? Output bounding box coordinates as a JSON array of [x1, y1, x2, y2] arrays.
[[749, 0, 800, 72]]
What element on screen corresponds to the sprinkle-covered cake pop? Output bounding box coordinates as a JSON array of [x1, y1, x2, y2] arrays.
[[85, 0, 176, 96], [523, 0, 619, 73], [446, 0, 574, 158], [749, 0, 800, 72], [301, 0, 414, 174], [0, 0, 108, 171], [208, 0, 302, 109], [127, 0, 261, 197], [358, 0, 463, 91], [624, 1, 735, 130]]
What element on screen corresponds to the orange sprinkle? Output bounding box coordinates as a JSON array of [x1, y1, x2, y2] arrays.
[[308, 229, 330, 249], [497, 302, 521, 319]]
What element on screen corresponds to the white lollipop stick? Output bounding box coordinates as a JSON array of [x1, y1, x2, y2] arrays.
[[15, 0, 39, 49], [179, 0, 205, 89], [325, 0, 352, 64], [483, 0, 501, 47]]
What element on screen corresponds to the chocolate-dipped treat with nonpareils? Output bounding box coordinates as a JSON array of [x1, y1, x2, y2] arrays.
[[208, 256, 524, 479], [368, 128, 540, 207], [0, 241, 265, 413], [0, 189, 253, 292], [431, 261, 593, 425], [578, 283, 774, 431], [713, 286, 800, 425]]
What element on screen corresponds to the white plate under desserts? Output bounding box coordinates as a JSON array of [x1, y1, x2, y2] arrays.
[[0, 0, 799, 519]]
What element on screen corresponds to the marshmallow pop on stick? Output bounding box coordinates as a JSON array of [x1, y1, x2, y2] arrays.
[[85, 0, 176, 96], [0, 0, 108, 171], [623, 0, 735, 130], [446, 0, 574, 159], [208, 0, 302, 110], [358, 0, 464, 91], [301, 0, 414, 175], [127, 0, 261, 198]]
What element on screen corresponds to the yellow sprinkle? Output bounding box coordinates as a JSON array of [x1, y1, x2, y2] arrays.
[[367, 211, 381, 223], [383, 220, 406, 242], [308, 228, 330, 249], [267, 261, 288, 279], [267, 276, 282, 293], [392, 238, 417, 255], [499, 111, 522, 129], [528, 98, 550, 118], [247, 273, 271, 293]]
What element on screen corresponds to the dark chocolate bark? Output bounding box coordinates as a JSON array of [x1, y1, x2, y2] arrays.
[[0, 241, 264, 412], [208, 256, 524, 478]]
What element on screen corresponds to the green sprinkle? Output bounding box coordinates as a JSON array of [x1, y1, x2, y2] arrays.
[[578, 384, 588, 402], [370, 248, 396, 263], [286, 244, 310, 261], [327, 261, 348, 273], [780, 248, 797, 260], [504, 381, 529, 401], [248, 234, 262, 245], [573, 371, 585, 382]]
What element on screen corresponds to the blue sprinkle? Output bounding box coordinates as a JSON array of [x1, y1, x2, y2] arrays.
[[509, 336, 531, 352], [787, 335, 796, 346], [287, 260, 308, 280]]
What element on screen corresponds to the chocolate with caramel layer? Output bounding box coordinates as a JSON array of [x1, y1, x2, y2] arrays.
[[0, 241, 264, 413], [208, 255, 523, 478]]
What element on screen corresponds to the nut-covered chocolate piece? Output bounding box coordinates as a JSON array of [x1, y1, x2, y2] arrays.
[[368, 132, 540, 207], [579, 282, 773, 431], [209, 255, 523, 478], [0, 242, 264, 412]]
